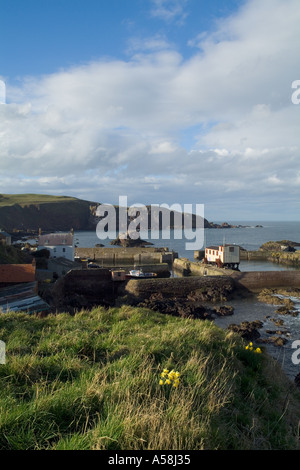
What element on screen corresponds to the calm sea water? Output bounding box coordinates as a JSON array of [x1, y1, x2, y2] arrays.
[[74, 221, 300, 271]]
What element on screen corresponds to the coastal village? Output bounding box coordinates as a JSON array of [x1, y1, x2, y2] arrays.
[[1, 220, 300, 322], [1, 201, 300, 451]]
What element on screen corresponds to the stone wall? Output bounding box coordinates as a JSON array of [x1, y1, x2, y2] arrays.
[[47, 268, 118, 311], [76, 247, 177, 265], [240, 250, 300, 265], [229, 271, 300, 291], [173, 258, 234, 277], [124, 276, 235, 302]]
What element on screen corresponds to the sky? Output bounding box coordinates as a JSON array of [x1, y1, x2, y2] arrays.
[[0, 0, 300, 221]]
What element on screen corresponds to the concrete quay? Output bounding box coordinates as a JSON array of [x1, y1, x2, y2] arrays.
[[174, 257, 300, 291], [75, 247, 178, 265]]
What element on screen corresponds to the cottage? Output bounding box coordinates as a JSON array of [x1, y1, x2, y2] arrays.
[[0, 230, 11, 246], [204, 244, 240, 270], [38, 232, 74, 261]]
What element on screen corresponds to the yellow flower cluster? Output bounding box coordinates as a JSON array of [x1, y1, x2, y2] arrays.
[[159, 369, 180, 388], [245, 342, 262, 354]]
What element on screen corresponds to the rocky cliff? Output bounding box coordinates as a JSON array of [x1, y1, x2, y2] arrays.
[[0, 194, 98, 232], [0, 193, 236, 235]]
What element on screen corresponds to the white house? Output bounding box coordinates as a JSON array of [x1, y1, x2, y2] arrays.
[[38, 232, 74, 261], [205, 244, 240, 269], [0, 230, 12, 246]]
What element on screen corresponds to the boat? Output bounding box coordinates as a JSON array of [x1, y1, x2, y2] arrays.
[[127, 269, 157, 279]]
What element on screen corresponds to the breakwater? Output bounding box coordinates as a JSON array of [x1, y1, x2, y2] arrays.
[[173, 258, 234, 276], [124, 275, 235, 302], [174, 258, 300, 291], [76, 247, 178, 265], [230, 271, 300, 291], [240, 250, 300, 266]]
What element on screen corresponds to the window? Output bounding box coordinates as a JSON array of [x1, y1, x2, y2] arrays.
[[229, 247, 234, 252], [63, 248, 66, 252]]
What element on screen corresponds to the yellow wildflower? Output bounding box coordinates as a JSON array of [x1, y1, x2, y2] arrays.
[[255, 347, 262, 354], [159, 379, 164, 385], [165, 379, 171, 385]]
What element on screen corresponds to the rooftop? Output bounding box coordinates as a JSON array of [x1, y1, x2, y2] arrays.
[[0, 263, 36, 283], [39, 232, 73, 246], [0, 282, 50, 314]]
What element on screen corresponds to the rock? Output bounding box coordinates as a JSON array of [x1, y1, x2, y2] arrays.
[[265, 330, 289, 336], [275, 306, 298, 316], [213, 305, 234, 316], [110, 233, 153, 247], [271, 318, 284, 326], [227, 321, 263, 341], [258, 336, 288, 347], [138, 298, 215, 320]]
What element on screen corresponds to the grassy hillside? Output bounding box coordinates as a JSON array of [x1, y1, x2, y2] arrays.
[[0, 194, 97, 232], [0, 194, 78, 208], [0, 306, 299, 450]]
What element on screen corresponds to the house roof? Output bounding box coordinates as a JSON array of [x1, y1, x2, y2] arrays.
[[0, 282, 50, 314], [206, 244, 238, 250], [0, 264, 36, 283], [0, 231, 11, 238], [39, 233, 73, 246], [48, 257, 81, 269]]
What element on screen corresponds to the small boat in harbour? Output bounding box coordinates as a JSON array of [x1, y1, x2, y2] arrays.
[[127, 269, 157, 279]]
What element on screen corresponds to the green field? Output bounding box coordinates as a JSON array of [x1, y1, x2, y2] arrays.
[[0, 306, 299, 450], [0, 194, 79, 208]]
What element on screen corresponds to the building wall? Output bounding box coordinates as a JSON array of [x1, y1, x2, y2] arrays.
[[38, 244, 74, 261], [223, 246, 240, 264], [205, 246, 240, 264]]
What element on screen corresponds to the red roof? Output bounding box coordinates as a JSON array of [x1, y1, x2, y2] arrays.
[[0, 264, 36, 283]]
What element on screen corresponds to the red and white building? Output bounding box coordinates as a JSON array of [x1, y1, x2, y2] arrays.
[[204, 244, 240, 269]]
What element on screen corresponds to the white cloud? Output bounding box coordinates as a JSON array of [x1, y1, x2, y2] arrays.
[[0, 80, 6, 104], [150, 0, 188, 23], [0, 0, 300, 219]]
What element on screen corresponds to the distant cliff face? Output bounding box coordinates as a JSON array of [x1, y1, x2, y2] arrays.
[[0, 194, 211, 233], [0, 195, 98, 232]]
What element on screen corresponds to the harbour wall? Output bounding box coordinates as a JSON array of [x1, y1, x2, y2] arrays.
[[174, 258, 300, 292], [124, 276, 235, 302], [173, 258, 233, 277], [76, 247, 177, 265], [240, 250, 300, 265], [229, 271, 300, 292]]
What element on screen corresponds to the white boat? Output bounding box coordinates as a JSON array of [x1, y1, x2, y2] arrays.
[[128, 269, 157, 278]]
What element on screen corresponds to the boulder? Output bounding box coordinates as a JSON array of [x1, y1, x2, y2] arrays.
[[227, 321, 263, 341]]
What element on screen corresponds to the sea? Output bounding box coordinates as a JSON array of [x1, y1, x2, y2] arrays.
[[74, 221, 300, 381], [74, 220, 300, 271]]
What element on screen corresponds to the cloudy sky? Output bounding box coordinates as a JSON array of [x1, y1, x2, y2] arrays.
[[0, 0, 299, 220]]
